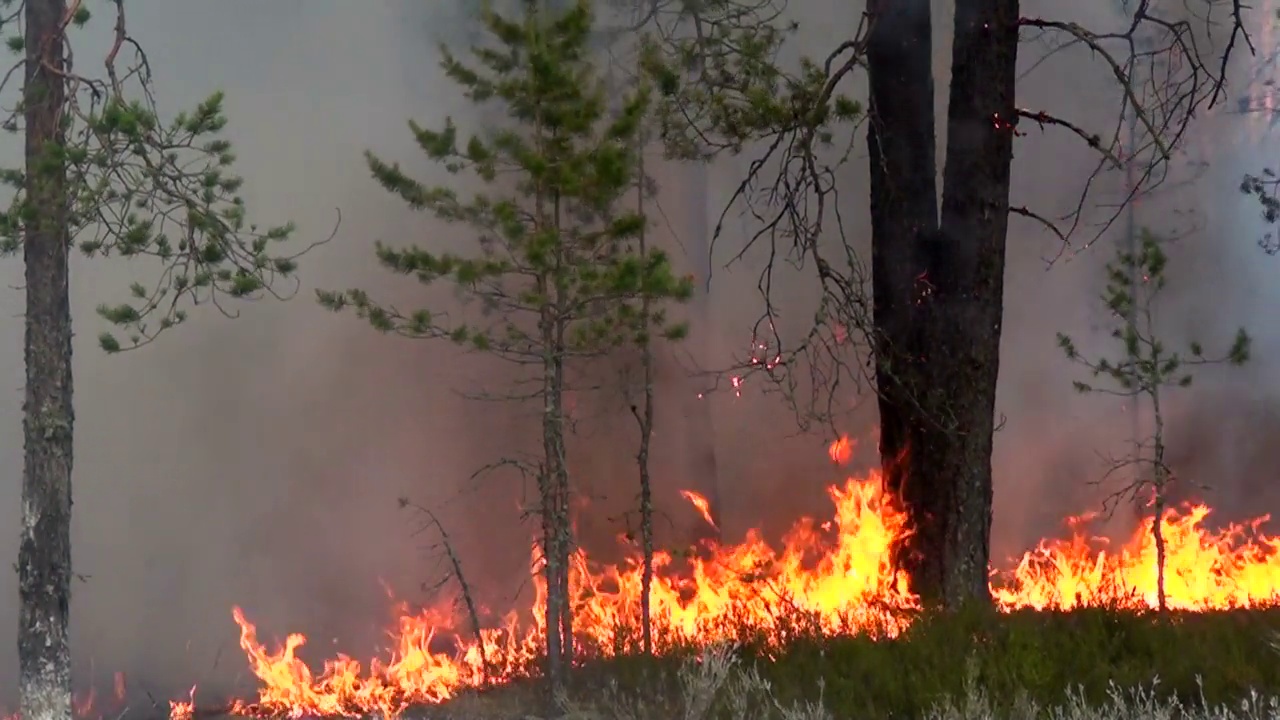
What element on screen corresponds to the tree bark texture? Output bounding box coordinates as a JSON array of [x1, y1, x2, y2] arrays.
[[539, 324, 568, 696], [866, 0, 1017, 607], [932, 0, 1018, 604], [20, 1, 75, 720]]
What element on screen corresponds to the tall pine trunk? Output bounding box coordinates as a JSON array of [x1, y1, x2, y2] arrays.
[[539, 309, 568, 696], [866, 0, 1017, 607], [540, 188, 574, 700], [20, 1, 75, 719], [635, 141, 656, 656]]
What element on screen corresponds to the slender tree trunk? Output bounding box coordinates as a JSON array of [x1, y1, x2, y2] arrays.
[[866, 0, 1016, 607], [635, 144, 656, 656], [537, 259, 567, 695], [552, 321, 573, 667], [550, 192, 574, 671], [539, 326, 567, 697], [539, 189, 573, 700], [20, 2, 75, 720], [1151, 386, 1168, 612]]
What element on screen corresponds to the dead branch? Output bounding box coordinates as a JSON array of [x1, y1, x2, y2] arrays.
[[1015, 0, 1253, 258], [1015, 108, 1120, 168], [400, 497, 491, 682]]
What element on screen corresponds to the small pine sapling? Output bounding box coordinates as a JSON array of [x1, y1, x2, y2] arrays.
[[318, 0, 692, 697], [1057, 230, 1250, 611]]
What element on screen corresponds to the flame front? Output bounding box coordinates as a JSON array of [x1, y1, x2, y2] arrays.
[[994, 506, 1280, 610], [171, 436, 1280, 719]]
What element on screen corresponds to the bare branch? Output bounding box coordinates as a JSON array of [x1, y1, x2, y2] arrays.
[[400, 498, 491, 683]]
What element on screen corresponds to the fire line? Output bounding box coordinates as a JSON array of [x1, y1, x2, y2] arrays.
[[10, 436, 1277, 720]]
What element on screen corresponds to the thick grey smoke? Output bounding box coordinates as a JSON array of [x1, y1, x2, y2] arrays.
[[0, 0, 1276, 705]]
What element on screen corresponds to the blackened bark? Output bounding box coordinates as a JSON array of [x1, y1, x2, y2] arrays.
[[865, 0, 947, 601], [865, 0, 1017, 607], [20, 1, 74, 720], [932, 0, 1018, 603]]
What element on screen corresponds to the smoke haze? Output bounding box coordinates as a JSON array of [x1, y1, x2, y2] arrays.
[[0, 0, 1276, 703]]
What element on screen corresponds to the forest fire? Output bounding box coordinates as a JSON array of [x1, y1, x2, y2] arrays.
[[147, 436, 1280, 720], [9, 437, 1279, 720]]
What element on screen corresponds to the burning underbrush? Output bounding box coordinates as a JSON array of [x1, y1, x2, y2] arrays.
[[9, 436, 1280, 720], [149, 436, 1280, 720]]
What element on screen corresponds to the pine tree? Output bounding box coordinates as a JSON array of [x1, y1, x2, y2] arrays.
[[1058, 230, 1251, 611], [318, 0, 692, 697], [5, 5, 319, 719]]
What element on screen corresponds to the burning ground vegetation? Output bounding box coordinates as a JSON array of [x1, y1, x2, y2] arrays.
[[15, 435, 1280, 720]]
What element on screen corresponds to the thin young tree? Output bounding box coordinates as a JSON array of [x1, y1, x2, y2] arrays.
[[629, 120, 658, 656], [1, 3, 323, 720], [317, 0, 691, 695], [1057, 230, 1250, 612]]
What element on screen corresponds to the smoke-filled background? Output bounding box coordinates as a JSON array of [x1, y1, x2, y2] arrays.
[[0, 0, 1276, 703]]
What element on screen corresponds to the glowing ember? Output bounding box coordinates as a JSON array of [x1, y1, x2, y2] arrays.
[[70, 435, 1280, 720]]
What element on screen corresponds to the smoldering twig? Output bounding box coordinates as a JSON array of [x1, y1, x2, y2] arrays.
[[400, 497, 491, 683]]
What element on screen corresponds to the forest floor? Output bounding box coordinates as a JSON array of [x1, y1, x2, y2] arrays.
[[411, 607, 1280, 720]]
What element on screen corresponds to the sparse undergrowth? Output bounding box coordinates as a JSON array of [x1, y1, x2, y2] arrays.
[[423, 607, 1280, 719]]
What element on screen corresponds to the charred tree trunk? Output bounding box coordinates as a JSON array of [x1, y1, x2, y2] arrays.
[[865, 0, 945, 601], [20, 2, 75, 720], [866, 0, 1017, 607], [930, 0, 1017, 603]]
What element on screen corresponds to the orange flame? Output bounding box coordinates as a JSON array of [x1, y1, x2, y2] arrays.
[[142, 435, 1280, 719], [680, 490, 719, 530], [994, 506, 1280, 610], [827, 436, 854, 465]]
